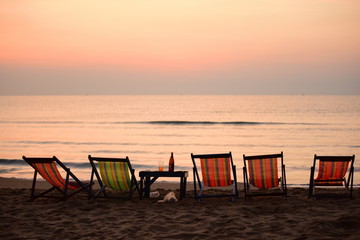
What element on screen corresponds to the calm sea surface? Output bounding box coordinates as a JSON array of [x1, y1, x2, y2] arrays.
[[0, 95, 359, 186]]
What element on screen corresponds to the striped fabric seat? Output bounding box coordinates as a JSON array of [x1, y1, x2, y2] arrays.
[[98, 161, 132, 191], [314, 160, 350, 186], [32, 162, 80, 189], [200, 157, 232, 187], [247, 158, 279, 189]]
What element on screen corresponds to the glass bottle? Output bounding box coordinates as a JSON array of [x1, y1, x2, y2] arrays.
[[168, 152, 174, 172]]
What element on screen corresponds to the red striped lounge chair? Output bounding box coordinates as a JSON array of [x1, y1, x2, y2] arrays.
[[22, 156, 91, 201], [243, 152, 287, 198], [88, 155, 141, 199], [309, 155, 355, 199], [191, 152, 238, 201]]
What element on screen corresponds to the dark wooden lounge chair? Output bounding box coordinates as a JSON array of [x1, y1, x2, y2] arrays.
[[191, 152, 238, 201], [243, 152, 287, 198], [309, 155, 355, 199], [22, 156, 91, 201]]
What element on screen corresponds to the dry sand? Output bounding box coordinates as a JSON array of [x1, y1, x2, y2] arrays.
[[0, 177, 359, 240]]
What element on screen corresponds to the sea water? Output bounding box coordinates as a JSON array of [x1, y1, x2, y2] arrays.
[[0, 95, 359, 186]]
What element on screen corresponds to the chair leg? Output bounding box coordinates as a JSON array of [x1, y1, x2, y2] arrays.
[[232, 182, 237, 202], [30, 170, 38, 200], [243, 167, 249, 199], [89, 171, 95, 200], [350, 166, 354, 199], [308, 182, 313, 199], [137, 182, 142, 200], [233, 166, 238, 198], [308, 167, 315, 198], [199, 184, 204, 198], [63, 172, 70, 201], [193, 168, 197, 199], [283, 165, 287, 197], [197, 185, 203, 203]]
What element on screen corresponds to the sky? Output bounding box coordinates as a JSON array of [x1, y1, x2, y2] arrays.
[[0, 0, 359, 95]]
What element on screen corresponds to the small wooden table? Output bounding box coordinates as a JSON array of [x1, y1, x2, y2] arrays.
[[139, 171, 188, 200]]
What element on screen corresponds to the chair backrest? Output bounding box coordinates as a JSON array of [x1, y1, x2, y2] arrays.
[[192, 153, 234, 187], [22, 156, 78, 190], [314, 155, 354, 185], [244, 153, 283, 189], [89, 156, 133, 192]]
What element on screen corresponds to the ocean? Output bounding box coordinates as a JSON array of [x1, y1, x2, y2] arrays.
[[0, 95, 359, 186]]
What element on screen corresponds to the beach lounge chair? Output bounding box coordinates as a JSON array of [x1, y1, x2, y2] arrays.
[[191, 152, 238, 201], [309, 155, 355, 199], [22, 156, 91, 201], [243, 152, 287, 198], [88, 155, 141, 199]]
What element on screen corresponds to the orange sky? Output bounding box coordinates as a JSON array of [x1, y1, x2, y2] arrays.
[[0, 0, 359, 94]]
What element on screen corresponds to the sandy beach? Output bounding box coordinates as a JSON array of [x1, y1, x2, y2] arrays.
[[0, 177, 359, 240]]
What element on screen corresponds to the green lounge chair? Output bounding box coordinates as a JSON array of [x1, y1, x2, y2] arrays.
[[88, 155, 141, 199]]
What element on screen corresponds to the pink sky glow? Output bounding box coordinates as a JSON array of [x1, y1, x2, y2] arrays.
[[0, 0, 359, 94]]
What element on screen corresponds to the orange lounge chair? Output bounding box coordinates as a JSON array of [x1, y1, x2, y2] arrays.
[[243, 152, 287, 198], [191, 152, 238, 201], [309, 155, 355, 199], [88, 155, 141, 199], [22, 156, 90, 201]]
